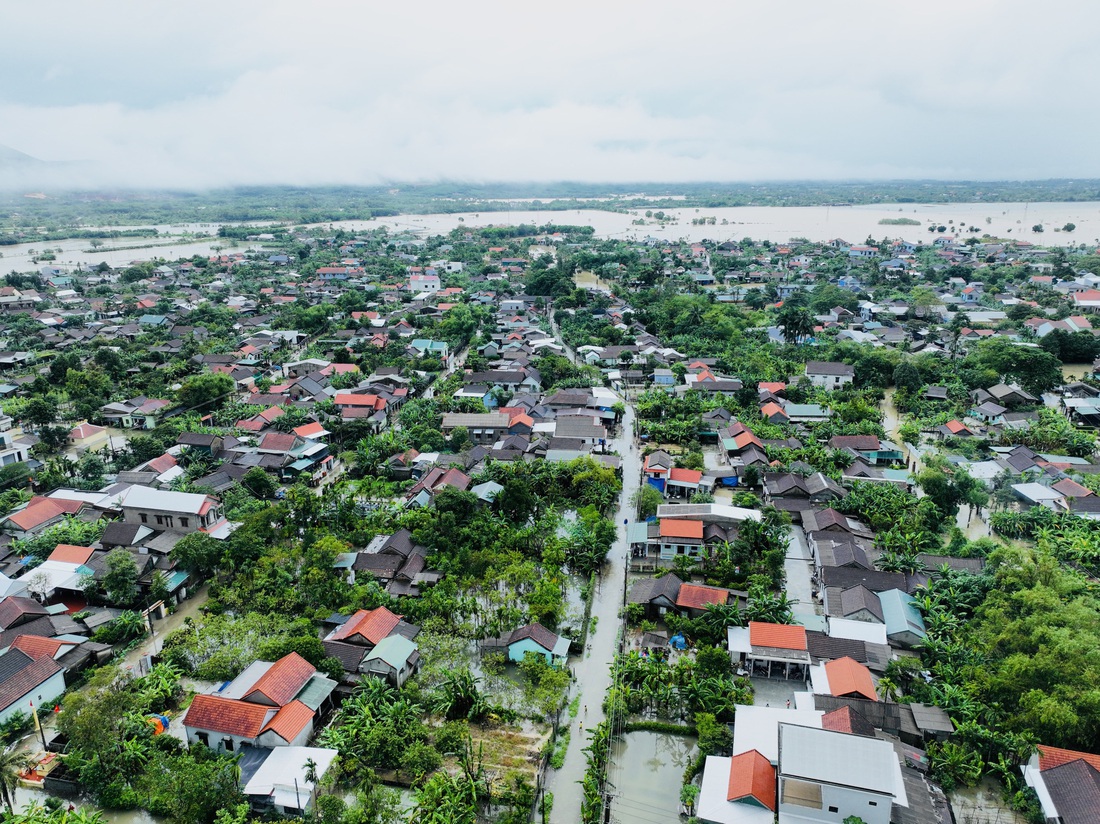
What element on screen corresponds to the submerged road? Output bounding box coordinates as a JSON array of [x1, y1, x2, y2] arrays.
[[547, 400, 640, 824]]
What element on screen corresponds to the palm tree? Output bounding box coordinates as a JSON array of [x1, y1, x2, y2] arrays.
[[777, 305, 814, 345], [0, 747, 32, 814]]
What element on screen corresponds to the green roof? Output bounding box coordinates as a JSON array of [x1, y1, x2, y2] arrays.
[[365, 635, 418, 668], [785, 403, 830, 417], [878, 588, 926, 639], [295, 674, 338, 711]]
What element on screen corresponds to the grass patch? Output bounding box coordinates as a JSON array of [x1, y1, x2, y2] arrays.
[[549, 729, 571, 769], [568, 696, 580, 718]]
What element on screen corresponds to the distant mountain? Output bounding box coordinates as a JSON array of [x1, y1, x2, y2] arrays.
[[0, 144, 46, 169]]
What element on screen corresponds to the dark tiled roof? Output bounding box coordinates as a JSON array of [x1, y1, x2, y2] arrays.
[[0, 597, 48, 630], [323, 640, 367, 672], [822, 566, 908, 593], [0, 650, 62, 712], [822, 705, 876, 737], [805, 631, 868, 664], [508, 622, 559, 652], [1042, 759, 1100, 824]]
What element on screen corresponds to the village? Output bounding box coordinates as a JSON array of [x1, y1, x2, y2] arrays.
[[0, 214, 1096, 824]]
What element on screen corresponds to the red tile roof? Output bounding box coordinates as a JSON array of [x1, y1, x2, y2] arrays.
[[726, 749, 776, 810], [5, 498, 83, 532], [760, 402, 787, 419], [260, 699, 313, 742], [1038, 745, 1100, 772], [659, 519, 704, 540], [145, 454, 178, 474], [821, 705, 876, 737], [748, 621, 807, 651], [824, 656, 877, 701], [675, 583, 730, 610], [944, 419, 969, 435], [48, 544, 95, 565], [10, 635, 75, 660], [183, 694, 269, 738], [259, 432, 297, 453], [758, 382, 787, 393], [245, 653, 315, 706], [668, 468, 703, 484], [293, 421, 327, 438], [334, 393, 386, 410], [331, 607, 401, 646]]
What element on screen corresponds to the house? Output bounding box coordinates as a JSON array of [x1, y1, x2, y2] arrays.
[[68, 422, 109, 452], [182, 652, 336, 753], [360, 635, 420, 687], [119, 486, 228, 537], [804, 361, 854, 390], [484, 622, 571, 664], [1, 497, 86, 538], [627, 574, 683, 620], [658, 519, 705, 560], [326, 606, 415, 650], [241, 746, 338, 817], [877, 588, 927, 647], [1022, 745, 1100, 824], [697, 749, 777, 824], [0, 648, 67, 725], [813, 656, 878, 701], [675, 583, 744, 619], [99, 397, 172, 430], [776, 724, 902, 824], [728, 622, 811, 680], [827, 436, 904, 466]]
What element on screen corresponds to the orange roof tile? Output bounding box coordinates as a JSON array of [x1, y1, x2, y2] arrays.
[[48, 544, 95, 565], [824, 656, 877, 701], [675, 584, 730, 611], [760, 402, 787, 419], [245, 653, 315, 706], [727, 749, 776, 810], [748, 621, 807, 650], [10, 635, 75, 660], [260, 699, 313, 742], [1038, 745, 1100, 772], [293, 421, 327, 438], [668, 468, 703, 484], [331, 606, 401, 646], [183, 694, 270, 738], [659, 519, 704, 540]]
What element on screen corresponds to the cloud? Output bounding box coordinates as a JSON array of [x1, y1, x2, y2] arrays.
[[0, 0, 1098, 188]]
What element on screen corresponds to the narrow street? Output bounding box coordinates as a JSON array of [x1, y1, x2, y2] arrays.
[[546, 401, 640, 824]]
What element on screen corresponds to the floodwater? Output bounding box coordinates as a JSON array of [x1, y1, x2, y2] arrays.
[[606, 731, 698, 823], [4, 201, 1097, 272], [361, 201, 1100, 247], [13, 785, 161, 824]]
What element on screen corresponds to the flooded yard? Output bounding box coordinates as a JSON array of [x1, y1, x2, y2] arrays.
[[605, 731, 698, 823]]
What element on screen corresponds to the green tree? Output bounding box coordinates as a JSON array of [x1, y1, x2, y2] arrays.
[[102, 549, 139, 606], [169, 532, 223, 578], [176, 372, 236, 411]]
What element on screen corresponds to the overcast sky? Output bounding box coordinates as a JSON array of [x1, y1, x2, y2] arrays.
[[1, 0, 1097, 189]]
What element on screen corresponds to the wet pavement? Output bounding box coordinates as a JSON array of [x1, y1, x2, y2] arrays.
[[546, 401, 640, 824], [785, 525, 818, 617]]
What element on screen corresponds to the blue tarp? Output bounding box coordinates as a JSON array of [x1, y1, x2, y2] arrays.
[[647, 477, 665, 493], [669, 633, 687, 650]]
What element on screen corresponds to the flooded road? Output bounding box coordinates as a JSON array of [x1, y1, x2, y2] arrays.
[[546, 398, 639, 824]]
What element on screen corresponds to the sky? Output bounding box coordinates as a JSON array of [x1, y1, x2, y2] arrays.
[[1, 0, 1097, 189]]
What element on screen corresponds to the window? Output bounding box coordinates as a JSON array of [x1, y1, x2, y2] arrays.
[[223, 738, 234, 752], [140, 513, 148, 524], [164, 515, 173, 528], [155, 515, 163, 525], [180, 517, 189, 528], [828, 806, 838, 814], [781, 779, 822, 810], [196, 732, 209, 746]]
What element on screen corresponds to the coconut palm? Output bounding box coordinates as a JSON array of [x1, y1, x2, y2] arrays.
[[0, 748, 33, 815]]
